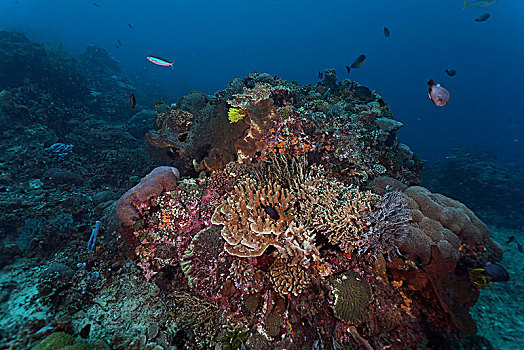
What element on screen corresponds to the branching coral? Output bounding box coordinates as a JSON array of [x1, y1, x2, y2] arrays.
[[274, 222, 320, 268], [310, 184, 379, 256], [269, 258, 311, 296], [211, 179, 296, 257]]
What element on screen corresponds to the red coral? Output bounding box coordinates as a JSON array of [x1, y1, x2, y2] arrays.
[[115, 166, 180, 226]]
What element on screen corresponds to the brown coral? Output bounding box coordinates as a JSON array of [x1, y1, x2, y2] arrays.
[[269, 258, 311, 296], [403, 186, 493, 264], [211, 179, 296, 257], [312, 186, 379, 255], [274, 222, 320, 268], [228, 83, 277, 161]]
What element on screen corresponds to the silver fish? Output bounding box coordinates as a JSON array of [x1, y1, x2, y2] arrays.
[[463, 0, 498, 9]]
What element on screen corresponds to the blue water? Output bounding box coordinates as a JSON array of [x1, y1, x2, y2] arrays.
[[0, 0, 522, 163]]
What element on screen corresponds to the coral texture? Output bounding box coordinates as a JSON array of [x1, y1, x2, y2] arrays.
[[211, 179, 296, 257], [329, 271, 372, 324]]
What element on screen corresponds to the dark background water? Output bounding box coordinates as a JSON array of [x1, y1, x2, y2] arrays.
[[0, 0, 522, 164]]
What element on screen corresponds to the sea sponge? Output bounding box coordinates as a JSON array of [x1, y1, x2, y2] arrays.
[[329, 271, 372, 324], [115, 166, 180, 226]]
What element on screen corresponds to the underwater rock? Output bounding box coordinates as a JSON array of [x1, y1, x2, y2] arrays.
[[92, 190, 116, 205], [42, 168, 82, 186], [375, 117, 403, 134]]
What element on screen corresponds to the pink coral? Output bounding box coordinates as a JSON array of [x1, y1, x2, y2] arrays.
[[115, 166, 180, 226]]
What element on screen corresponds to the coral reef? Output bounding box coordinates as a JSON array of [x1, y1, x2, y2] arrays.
[[0, 50, 509, 349]]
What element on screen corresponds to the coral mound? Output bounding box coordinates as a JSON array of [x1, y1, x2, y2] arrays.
[[107, 72, 506, 349]]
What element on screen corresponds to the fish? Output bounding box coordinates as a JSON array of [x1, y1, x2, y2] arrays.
[[264, 206, 280, 220], [147, 56, 174, 68], [427, 80, 450, 107], [383, 27, 391, 38], [506, 236, 515, 244], [483, 262, 509, 282], [318, 71, 323, 80], [346, 55, 366, 74], [130, 93, 136, 109], [128, 23, 133, 29], [153, 101, 165, 109], [475, 13, 490, 22], [463, 0, 498, 9], [116, 39, 122, 48], [518, 241, 523, 253], [445, 69, 456, 76], [92, 2, 100, 7]]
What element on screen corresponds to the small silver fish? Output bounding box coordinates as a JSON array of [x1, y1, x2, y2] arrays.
[[463, 0, 498, 9], [427, 80, 450, 107]]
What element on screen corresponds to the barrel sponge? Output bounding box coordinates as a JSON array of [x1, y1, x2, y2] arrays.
[[116, 166, 180, 226]]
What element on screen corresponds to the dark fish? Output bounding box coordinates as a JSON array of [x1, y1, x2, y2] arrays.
[[506, 236, 515, 244], [318, 71, 323, 80], [445, 69, 456, 76], [427, 79, 450, 106], [518, 241, 523, 253], [79, 324, 91, 338], [130, 93, 136, 109], [475, 13, 490, 22], [128, 23, 133, 29], [264, 206, 280, 220], [153, 101, 165, 109], [346, 54, 367, 74], [483, 262, 509, 282], [92, 2, 100, 7], [116, 39, 122, 48], [383, 27, 391, 38]]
